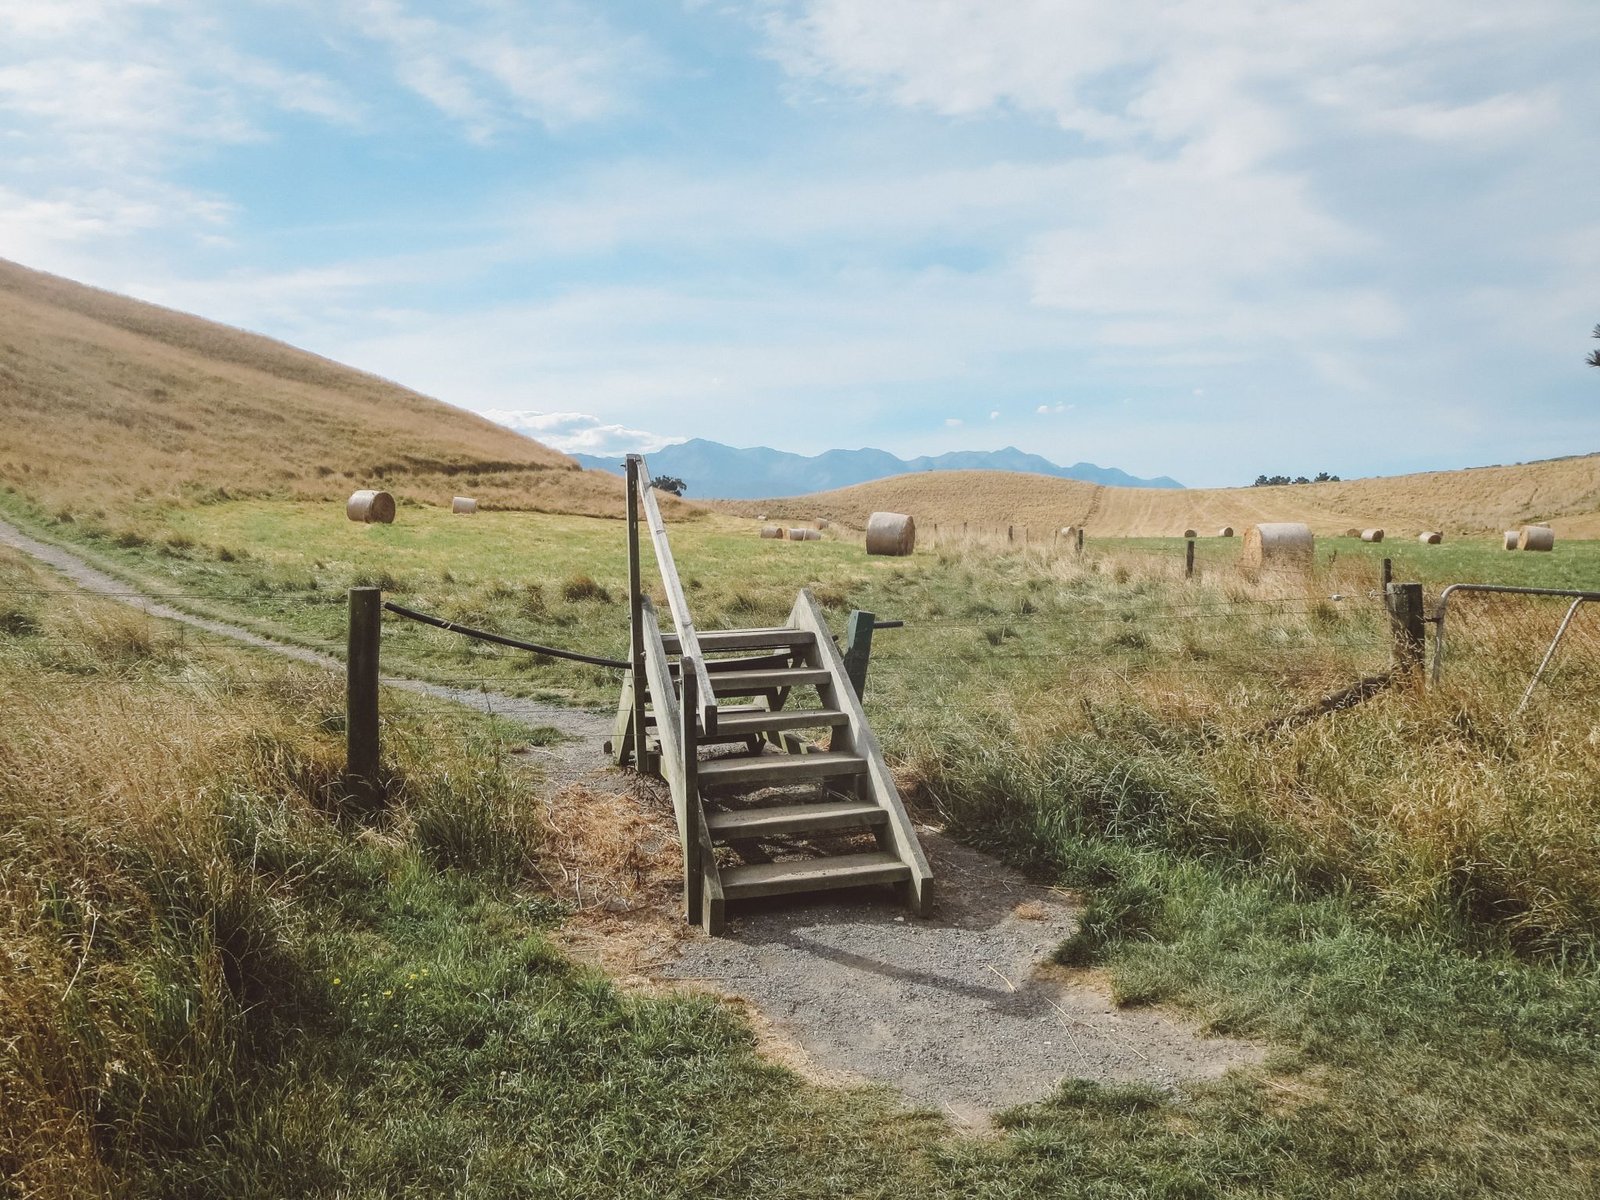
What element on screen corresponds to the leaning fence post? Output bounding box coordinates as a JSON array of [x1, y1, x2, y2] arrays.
[[843, 609, 876, 698], [347, 587, 381, 803], [1386, 582, 1425, 693]]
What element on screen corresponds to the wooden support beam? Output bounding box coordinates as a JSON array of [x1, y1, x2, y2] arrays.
[[1386, 582, 1426, 693], [346, 587, 381, 806], [842, 609, 876, 698]]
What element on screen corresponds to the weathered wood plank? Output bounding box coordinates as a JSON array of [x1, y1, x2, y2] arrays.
[[710, 708, 849, 736], [721, 852, 910, 899], [697, 751, 867, 788], [709, 667, 830, 695], [662, 627, 817, 653], [706, 800, 887, 838]]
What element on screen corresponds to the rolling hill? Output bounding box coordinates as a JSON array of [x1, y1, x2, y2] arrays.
[[0, 258, 626, 517], [715, 456, 1600, 539], [564, 437, 1182, 498]]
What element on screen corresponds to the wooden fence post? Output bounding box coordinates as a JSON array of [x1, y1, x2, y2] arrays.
[[1076, 528, 1084, 554], [625, 455, 649, 770], [1185, 538, 1195, 580], [1381, 556, 1392, 592], [1386, 582, 1425, 692], [347, 587, 381, 804], [843, 609, 876, 698]]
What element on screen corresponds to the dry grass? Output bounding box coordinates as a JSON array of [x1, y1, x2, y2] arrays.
[[0, 257, 630, 518], [715, 454, 1600, 540]]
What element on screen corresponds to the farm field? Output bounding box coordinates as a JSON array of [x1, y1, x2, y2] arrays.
[[719, 453, 1600, 539], [6, 490, 1600, 1196]]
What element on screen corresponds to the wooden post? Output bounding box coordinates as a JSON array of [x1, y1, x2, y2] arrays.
[[1381, 556, 1392, 592], [1007, 524, 1014, 543], [680, 660, 701, 921], [1386, 582, 1425, 692], [346, 587, 381, 804], [1185, 538, 1195, 580], [1076, 528, 1085, 553], [625, 455, 649, 770], [842, 609, 876, 698]]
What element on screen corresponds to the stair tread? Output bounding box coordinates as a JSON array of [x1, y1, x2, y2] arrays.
[[710, 667, 831, 695], [664, 627, 818, 653], [721, 851, 911, 899], [698, 751, 867, 786], [707, 800, 887, 837], [711, 708, 849, 735]]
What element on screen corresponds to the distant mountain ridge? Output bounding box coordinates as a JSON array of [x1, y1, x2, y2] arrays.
[[566, 438, 1183, 498]]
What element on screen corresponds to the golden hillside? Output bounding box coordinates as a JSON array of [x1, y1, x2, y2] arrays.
[[0, 258, 626, 517], [717, 456, 1600, 539]]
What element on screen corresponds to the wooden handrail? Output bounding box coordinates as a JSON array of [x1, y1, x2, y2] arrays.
[[629, 454, 718, 736]]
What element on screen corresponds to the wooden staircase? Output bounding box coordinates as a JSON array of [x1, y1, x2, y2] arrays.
[[611, 456, 933, 935]]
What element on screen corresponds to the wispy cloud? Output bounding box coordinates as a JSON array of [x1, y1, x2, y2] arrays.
[[482, 410, 684, 457]]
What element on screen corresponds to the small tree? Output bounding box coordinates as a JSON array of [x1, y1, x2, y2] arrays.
[[1588, 324, 1600, 369], [653, 475, 687, 496]]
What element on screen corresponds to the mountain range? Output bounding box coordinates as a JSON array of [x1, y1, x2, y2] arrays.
[[564, 438, 1183, 499]]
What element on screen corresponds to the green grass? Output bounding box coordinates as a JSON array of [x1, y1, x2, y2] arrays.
[[7, 495, 1600, 1197]]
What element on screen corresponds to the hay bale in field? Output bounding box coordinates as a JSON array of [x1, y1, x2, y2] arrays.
[[1241, 522, 1313, 571], [1345, 528, 1361, 539], [817, 519, 830, 530], [1182, 528, 1198, 539], [1417, 531, 1443, 545], [788, 528, 821, 541], [1519, 525, 1555, 552], [1503, 530, 1520, 550], [346, 489, 395, 524], [759, 526, 782, 539], [1217, 526, 1235, 538], [865, 512, 915, 556], [451, 496, 477, 514], [1360, 529, 1384, 543]]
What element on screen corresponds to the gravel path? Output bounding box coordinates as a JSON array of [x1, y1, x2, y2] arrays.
[[4, 515, 1263, 1121], [667, 832, 1263, 1124], [0, 516, 613, 784]]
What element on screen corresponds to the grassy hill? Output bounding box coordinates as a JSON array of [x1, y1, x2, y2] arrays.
[[0, 258, 626, 518], [716, 455, 1600, 539]]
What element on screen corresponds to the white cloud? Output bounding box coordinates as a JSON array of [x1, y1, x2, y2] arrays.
[[480, 410, 684, 457], [1036, 403, 1072, 414], [944, 417, 963, 427], [988, 410, 999, 420]]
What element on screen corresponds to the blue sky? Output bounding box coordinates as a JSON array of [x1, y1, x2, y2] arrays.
[[2, 0, 1596, 487]]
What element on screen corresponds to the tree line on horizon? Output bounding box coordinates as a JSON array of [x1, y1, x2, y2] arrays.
[[1251, 472, 1342, 487]]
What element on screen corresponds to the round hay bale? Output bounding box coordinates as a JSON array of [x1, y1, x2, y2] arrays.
[[1360, 529, 1384, 543], [346, 489, 395, 524], [817, 519, 830, 530], [451, 496, 477, 515], [787, 528, 820, 542], [1217, 526, 1235, 538], [759, 526, 782, 539], [1241, 522, 1313, 571], [1345, 528, 1361, 539], [1182, 528, 1198, 539], [865, 512, 915, 556], [1519, 525, 1555, 552], [1416, 531, 1442, 545], [1059, 525, 1078, 539], [1503, 530, 1520, 550]]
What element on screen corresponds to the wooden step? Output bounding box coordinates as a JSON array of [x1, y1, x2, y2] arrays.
[[720, 851, 911, 899], [710, 708, 849, 736], [707, 800, 887, 839], [663, 627, 817, 654], [710, 667, 831, 696], [696, 750, 867, 788]]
